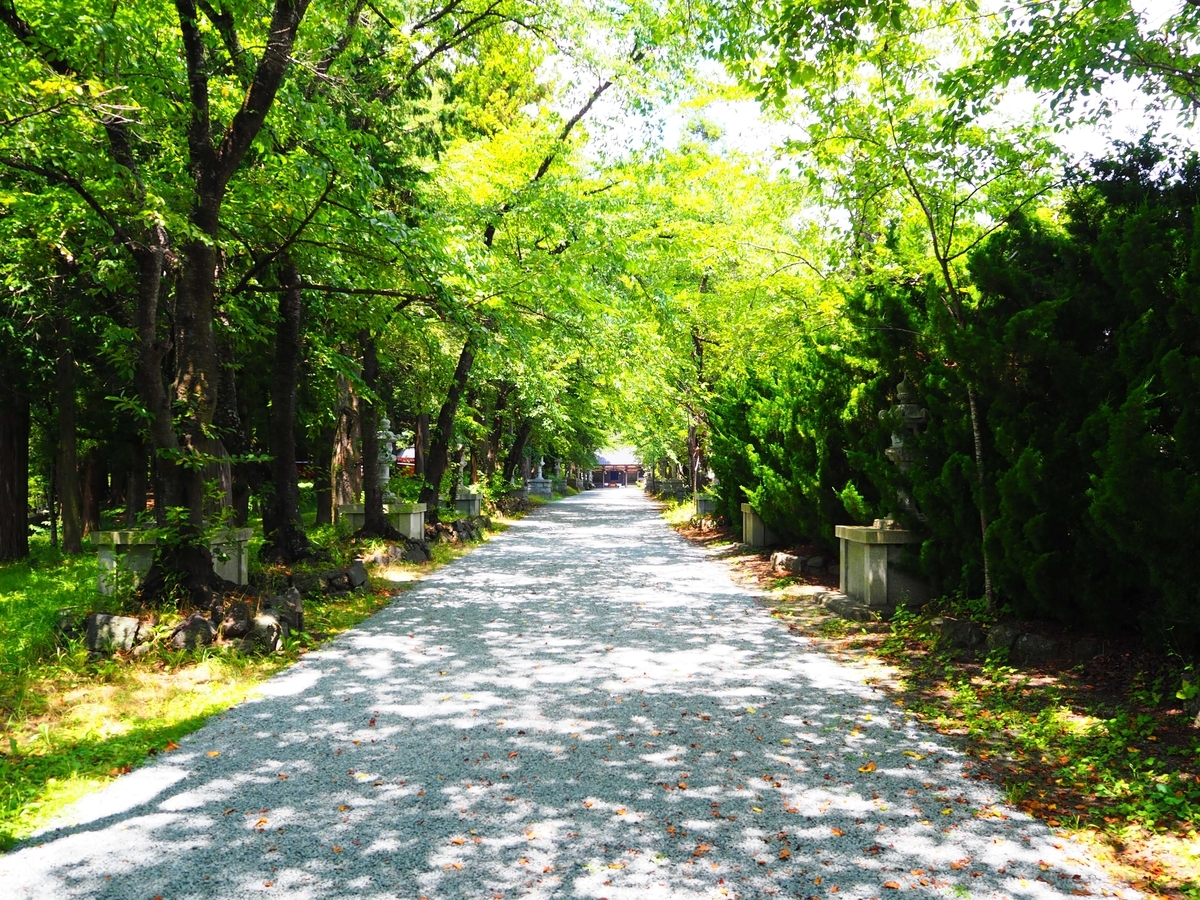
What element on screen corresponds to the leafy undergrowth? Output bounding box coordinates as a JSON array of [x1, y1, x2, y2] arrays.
[[668, 519, 1200, 900], [0, 508, 538, 850]]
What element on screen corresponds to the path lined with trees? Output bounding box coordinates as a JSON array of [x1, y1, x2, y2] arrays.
[[0, 490, 1134, 899], [3, 0, 1200, 882]]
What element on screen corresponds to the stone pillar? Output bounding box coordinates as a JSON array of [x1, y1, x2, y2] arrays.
[[834, 522, 928, 616], [740, 503, 774, 548]]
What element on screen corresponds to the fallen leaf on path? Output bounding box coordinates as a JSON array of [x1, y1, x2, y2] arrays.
[[332, 846, 343, 853], [858, 761, 877, 773], [831, 828, 844, 837], [206, 750, 220, 757], [884, 881, 900, 889], [164, 741, 180, 752], [254, 817, 268, 827], [902, 751, 924, 759]]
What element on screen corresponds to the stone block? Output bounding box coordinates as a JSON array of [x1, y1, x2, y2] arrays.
[[819, 591, 878, 622], [93, 531, 157, 595], [264, 588, 304, 634], [835, 524, 928, 612], [931, 617, 986, 654], [220, 601, 253, 640], [453, 494, 482, 518], [986, 623, 1022, 654], [347, 559, 369, 588], [171, 613, 216, 650], [526, 477, 553, 499], [208, 528, 252, 585], [770, 552, 807, 574], [338, 504, 366, 530], [402, 542, 430, 563], [251, 612, 285, 652], [291, 572, 321, 595], [85, 613, 144, 653], [319, 569, 350, 593], [1012, 633, 1060, 665], [390, 503, 426, 540], [740, 503, 775, 548]]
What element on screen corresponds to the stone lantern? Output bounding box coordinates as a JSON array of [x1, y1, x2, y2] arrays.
[[828, 380, 931, 620]]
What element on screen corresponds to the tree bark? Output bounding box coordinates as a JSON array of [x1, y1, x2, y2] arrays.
[[485, 383, 513, 476], [414, 412, 429, 478], [127, 439, 148, 526], [313, 422, 334, 526], [332, 371, 360, 516], [502, 418, 533, 482], [261, 263, 310, 562], [0, 382, 30, 561], [966, 386, 994, 609], [419, 338, 475, 521], [56, 312, 82, 553], [80, 446, 104, 536], [357, 329, 401, 538]]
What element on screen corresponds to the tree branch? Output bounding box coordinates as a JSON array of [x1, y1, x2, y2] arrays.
[[0, 0, 74, 75], [482, 72, 622, 247], [229, 175, 336, 294], [239, 283, 434, 305], [213, 0, 311, 188], [196, 0, 253, 86], [174, 0, 216, 177], [0, 156, 132, 246]]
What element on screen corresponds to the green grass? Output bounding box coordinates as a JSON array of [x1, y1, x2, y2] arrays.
[[0, 546, 101, 681]]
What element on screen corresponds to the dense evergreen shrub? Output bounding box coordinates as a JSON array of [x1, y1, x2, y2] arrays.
[[705, 146, 1200, 646]]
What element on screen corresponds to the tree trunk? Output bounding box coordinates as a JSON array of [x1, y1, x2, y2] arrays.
[[0, 382, 30, 561], [485, 383, 513, 476], [56, 312, 82, 553], [313, 422, 334, 526], [262, 264, 310, 562], [502, 418, 533, 482], [357, 330, 401, 538], [966, 386, 995, 610], [127, 439, 147, 526], [414, 412, 428, 479], [214, 328, 252, 526], [419, 338, 475, 520], [332, 371, 360, 516], [80, 446, 104, 536]]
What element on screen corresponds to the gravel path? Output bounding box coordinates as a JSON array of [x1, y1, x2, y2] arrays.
[[2, 490, 1138, 900]]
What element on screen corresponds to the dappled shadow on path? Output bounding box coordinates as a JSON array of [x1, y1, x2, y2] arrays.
[[0, 491, 1135, 899]]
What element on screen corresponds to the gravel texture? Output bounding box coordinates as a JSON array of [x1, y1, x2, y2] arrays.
[[1, 489, 1138, 900]]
